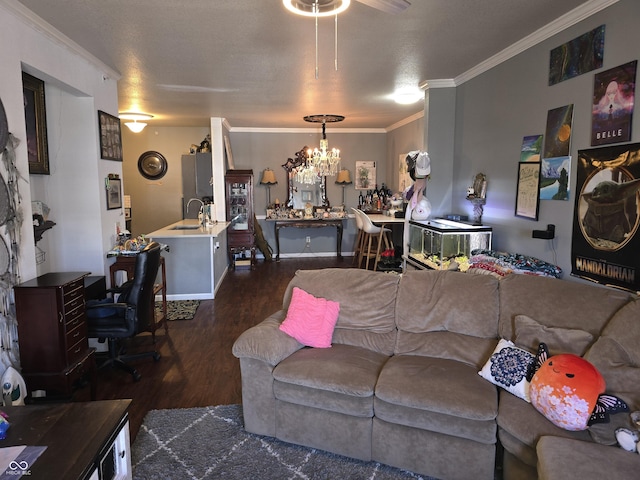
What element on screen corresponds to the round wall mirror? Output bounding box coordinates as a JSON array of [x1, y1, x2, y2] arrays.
[[138, 151, 168, 180]]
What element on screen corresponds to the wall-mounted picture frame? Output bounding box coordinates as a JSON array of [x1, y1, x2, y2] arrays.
[[22, 72, 50, 175], [515, 162, 541, 220], [106, 176, 122, 210], [98, 110, 123, 161]]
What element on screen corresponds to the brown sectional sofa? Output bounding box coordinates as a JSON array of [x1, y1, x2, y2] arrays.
[[232, 268, 640, 479]]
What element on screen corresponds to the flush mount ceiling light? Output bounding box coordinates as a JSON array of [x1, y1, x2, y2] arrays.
[[119, 112, 154, 133], [392, 86, 424, 105]]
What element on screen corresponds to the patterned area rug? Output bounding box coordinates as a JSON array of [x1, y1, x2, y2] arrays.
[[132, 404, 434, 480], [155, 300, 200, 321]]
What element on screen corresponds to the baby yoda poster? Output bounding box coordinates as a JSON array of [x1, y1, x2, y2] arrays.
[[572, 143, 640, 292]]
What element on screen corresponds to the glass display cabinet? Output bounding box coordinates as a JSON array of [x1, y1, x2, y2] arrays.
[[225, 169, 256, 268], [406, 219, 492, 271]]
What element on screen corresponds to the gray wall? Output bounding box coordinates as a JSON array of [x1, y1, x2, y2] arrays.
[[452, 0, 640, 278], [230, 130, 388, 257]]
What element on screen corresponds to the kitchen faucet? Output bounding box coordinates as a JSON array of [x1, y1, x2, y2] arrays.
[[186, 198, 207, 225]]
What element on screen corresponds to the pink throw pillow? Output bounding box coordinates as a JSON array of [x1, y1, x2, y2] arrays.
[[279, 287, 340, 348]]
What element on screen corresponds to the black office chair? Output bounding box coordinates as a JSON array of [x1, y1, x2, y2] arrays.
[[87, 241, 162, 381]]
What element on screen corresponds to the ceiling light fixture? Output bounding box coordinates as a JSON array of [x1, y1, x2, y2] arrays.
[[301, 114, 344, 181], [392, 86, 423, 105], [119, 112, 154, 133], [283, 0, 351, 79]]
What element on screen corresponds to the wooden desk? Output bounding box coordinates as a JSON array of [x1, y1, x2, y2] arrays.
[[270, 218, 344, 261], [109, 255, 168, 340], [0, 400, 132, 479]]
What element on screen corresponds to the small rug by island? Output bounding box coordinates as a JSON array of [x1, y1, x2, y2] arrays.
[[132, 404, 435, 480], [155, 300, 200, 321]]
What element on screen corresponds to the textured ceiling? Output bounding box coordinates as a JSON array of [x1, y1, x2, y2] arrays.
[[17, 0, 603, 129]]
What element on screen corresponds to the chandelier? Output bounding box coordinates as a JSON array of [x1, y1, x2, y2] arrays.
[[303, 114, 344, 178]]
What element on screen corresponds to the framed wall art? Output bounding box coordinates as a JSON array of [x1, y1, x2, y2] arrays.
[[98, 110, 123, 161], [106, 176, 122, 210], [22, 72, 50, 175], [515, 162, 541, 220]]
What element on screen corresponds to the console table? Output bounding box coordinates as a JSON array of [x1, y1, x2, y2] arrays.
[[0, 399, 132, 479], [270, 218, 344, 261]]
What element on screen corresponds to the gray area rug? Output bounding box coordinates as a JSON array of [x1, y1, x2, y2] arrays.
[[132, 404, 434, 480]]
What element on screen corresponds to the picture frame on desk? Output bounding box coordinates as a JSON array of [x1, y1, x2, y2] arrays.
[[22, 72, 50, 175]]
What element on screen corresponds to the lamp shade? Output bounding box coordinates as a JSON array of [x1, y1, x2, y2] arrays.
[[260, 169, 278, 185], [335, 169, 352, 185]]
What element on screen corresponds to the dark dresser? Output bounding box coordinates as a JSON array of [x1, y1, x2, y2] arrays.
[[14, 272, 96, 400]]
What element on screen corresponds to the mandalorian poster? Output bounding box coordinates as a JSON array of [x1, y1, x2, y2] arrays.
[[572, 143, 640, 293]]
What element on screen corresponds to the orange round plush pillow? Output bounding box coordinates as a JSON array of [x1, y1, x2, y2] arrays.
[[529, 354, 605, 431]]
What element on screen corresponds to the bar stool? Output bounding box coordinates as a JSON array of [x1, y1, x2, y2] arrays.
[[355, 209, 393, 270], [351, 207, 365, 265]]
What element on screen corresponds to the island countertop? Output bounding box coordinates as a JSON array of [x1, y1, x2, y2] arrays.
[[147, 219, 230, 239]]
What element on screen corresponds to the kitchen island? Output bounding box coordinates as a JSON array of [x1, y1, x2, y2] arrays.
[[147, 219, 229, 300]]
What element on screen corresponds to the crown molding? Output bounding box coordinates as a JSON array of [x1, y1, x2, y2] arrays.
[[1, 0, 121, 80], [385, 110, 424, 132], [454, 0, 619, 85]]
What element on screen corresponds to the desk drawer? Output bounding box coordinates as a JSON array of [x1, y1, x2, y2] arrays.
[[67, 337, 88, 364], [66, 322, 87, 350], [65, 304, 85, 329]]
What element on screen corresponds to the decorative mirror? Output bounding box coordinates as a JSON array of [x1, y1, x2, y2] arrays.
[[282, 147, 328, 209], [138, 150, 168, 180]]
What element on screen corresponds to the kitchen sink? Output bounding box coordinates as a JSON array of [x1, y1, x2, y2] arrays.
[[171, 225, 201, 230]]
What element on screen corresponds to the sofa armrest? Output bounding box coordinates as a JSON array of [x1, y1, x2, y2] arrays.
[[232, 312, 303, 366]]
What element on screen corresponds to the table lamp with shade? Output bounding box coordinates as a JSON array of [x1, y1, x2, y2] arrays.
[[335, 169, 352, 206], [260, 168, 278, 206]]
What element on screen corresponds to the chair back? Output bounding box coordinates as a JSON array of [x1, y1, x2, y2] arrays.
[[351, 207, 363, 229], [358, 210, 382, 234], [121, 242, 161, 333]]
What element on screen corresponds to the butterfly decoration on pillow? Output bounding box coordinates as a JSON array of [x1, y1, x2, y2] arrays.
[[526, 343, 628, 430]]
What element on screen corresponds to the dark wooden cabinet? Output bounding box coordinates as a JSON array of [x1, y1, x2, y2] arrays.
[[225, 169, 256, 268], [14, 272, 96, 399]]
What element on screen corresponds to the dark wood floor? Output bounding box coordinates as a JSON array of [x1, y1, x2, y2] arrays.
[[91, 256, 355, 441]]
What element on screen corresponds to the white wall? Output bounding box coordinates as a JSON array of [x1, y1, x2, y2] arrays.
[[0, 1, 121, 282]]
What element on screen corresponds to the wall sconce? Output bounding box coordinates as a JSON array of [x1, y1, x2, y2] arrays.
[[335, 168, 352, 206], [260, 168, 278, 206], [119, 112, 153, 133]]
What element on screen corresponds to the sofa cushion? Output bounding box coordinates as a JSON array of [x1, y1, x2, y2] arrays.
[[584, 298, 640, 445], [395, 271, 499, 365], [282, 269, 400, 354], [498, 274, 632, 342], [514, 314, 594, 356], [273, 344, 389, 417], [496, 389, 591, 454], [279, 287, 339, 348], [478, 338, 535, 402], [376, 355, 498, 421], [537, 436, 640, 480]]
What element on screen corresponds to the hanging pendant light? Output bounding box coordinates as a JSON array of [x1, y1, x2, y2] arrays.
[[303, 114, 345, 178]]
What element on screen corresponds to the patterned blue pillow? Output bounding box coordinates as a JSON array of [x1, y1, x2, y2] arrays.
[[479, 339, 535, 402]]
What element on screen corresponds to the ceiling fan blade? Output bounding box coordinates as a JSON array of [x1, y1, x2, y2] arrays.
[[355, 0, 410, 14]]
